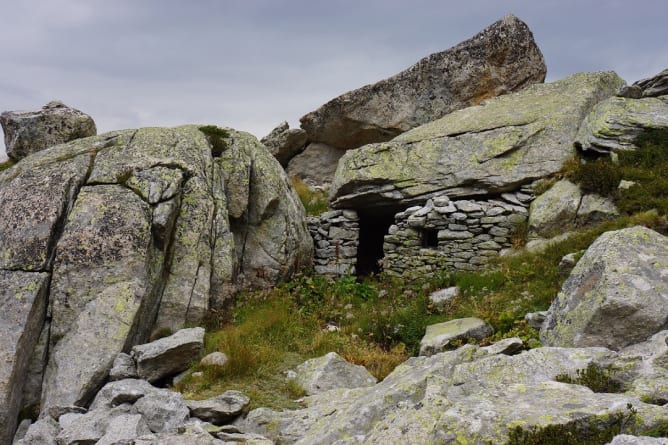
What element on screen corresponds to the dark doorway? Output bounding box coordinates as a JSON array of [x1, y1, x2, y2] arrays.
[[356, 208, 397, 276]]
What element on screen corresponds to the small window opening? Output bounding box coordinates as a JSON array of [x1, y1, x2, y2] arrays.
[[421, 229, 439, 248]]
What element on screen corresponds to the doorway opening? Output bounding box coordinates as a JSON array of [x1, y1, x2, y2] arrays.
[[356, 208, 398, 276]]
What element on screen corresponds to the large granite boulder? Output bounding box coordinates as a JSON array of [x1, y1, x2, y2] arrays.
[[0, 271, 49, 445], [300, 14, 546, 150], [0, 100, 96, 161], [330, 71, 625, 209], [541, 226, 668, 350], [260, 121, 308, 167], [575, 95, 668, 153], [239, 343, 668, 444], [0, 125, 312, 430]]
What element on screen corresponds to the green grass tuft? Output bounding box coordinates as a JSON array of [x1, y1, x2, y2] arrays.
[[290, 176, 330, 216], [0, 160, 15, 172]]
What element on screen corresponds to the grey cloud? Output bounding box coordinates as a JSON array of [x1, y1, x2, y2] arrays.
[[2, 0, 667, 159]]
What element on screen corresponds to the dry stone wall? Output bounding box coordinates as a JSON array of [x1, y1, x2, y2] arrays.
[[382, 189, 534, 276], [307, 210, 359, 277]]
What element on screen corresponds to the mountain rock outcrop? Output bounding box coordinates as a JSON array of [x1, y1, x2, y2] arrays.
[[575, 94, 668, 154], [0, 100, 96, 161], [300, 14, 546, 150], [541, 226, 668, 350], [0, 125, 312, 439], [330, 71, 625, 209]]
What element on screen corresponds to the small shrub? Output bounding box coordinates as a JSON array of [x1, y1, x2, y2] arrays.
[[291, 176, 330, 215], [555, 363, 623, 393], [572, 158, 622, 195], [507, 403, 637, 445], [199, 125, 230, 156]]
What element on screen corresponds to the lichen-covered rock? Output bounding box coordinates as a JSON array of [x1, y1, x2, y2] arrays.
[[132, 328, 204, 383], [575, 95, 668, 153], [0, 101, 96, 161], [292, 352, 377, 395], [42, 184, 156, 412], [0, 125, 312, 428], [330, 71, 625, 209], [286, 142, 346, 187], [528, 179, 582, 238], [0, 138, 94, 271], [300, 14, 546, 149], [260, 121, 308, 166], [419, 317, 493, 356], [238, 345, 667, 444], [185, 390, 250, 425], [0, 271, 49, 445], [541, 226, 668, 350]]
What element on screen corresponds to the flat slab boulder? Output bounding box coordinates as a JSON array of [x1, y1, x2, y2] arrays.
[[1, 100, 96, 161], [330, 71, 625, 209], [300, 14, 546, 149], [541, 226, 668, 350], [419, 317, 493, 356], [132, 327, 205, 382], [185, 390, 250, 425]]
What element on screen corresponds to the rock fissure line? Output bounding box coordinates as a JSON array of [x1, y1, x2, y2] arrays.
[[43, 149, 99, 273], [236, 159, 255, 276]]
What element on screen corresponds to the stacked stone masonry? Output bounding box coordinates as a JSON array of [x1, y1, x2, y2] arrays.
[[382, 189, 534, 277], [307, 210, 359, 277]]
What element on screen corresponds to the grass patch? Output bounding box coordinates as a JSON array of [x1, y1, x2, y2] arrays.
[[199, 125, 230, 157], [0, 160, 15, 172], [565, 128, 668, 219], [176, 211, 666, 411], [291, 176, 330, 216]]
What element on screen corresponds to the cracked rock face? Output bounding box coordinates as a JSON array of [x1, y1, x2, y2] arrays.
[[329, 71, 625, 209], [300, 14, 547, 150], [0, 125, 313, 436]]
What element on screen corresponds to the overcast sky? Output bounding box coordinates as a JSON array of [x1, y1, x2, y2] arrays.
[[1, 0, 667, 160]]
